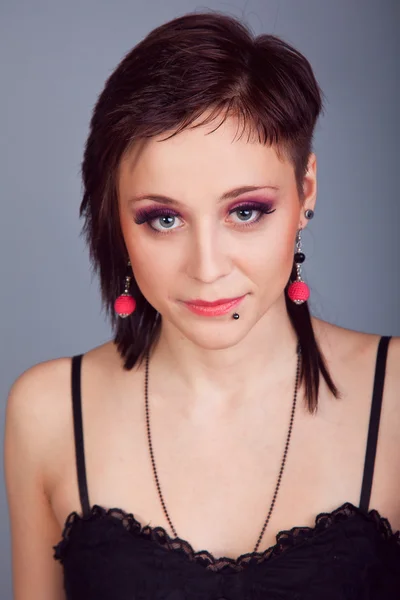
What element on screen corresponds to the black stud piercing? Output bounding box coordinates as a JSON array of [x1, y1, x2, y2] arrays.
[[304, 209, 314, 220], [232, 313, 240, 319]]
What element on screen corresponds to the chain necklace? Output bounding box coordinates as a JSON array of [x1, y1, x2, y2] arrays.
[[144, 340, 302, 553]]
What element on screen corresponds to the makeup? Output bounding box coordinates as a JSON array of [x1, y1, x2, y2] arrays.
[[182, 294, 246, 317], [133, 199, 276, 233]]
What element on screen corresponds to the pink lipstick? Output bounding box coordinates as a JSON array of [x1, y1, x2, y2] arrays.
[[182, 295, 246, 316]]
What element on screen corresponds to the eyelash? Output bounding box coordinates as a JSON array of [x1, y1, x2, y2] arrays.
[[133, 201, 276, 234]]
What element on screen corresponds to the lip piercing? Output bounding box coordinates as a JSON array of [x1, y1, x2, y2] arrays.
[[232, 313, 239, 319]]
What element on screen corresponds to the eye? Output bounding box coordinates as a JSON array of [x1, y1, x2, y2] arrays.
[[152, 214, 181, 231], [134, 208, 183, 232], [133, 200, 276, 234], [228, 201, 276, 227], [231, 207, 258, 222]]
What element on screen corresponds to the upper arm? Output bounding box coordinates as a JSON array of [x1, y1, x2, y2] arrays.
[[4, 360, 69, 600]]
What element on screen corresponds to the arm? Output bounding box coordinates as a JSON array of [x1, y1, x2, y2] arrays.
[[4, 362, 67, 600]]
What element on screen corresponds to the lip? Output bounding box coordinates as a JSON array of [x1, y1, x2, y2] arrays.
[[185, 296, 244, 307], [182, 294, 246, 317]]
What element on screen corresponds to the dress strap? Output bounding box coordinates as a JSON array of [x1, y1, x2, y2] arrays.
[[71, 354, 91, 516], [359, 335, 392, 513]]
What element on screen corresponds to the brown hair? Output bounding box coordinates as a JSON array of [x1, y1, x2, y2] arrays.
[[79, 11, 341, 414]]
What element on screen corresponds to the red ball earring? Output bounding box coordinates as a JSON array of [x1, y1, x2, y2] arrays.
[[288, 228, 310, 304], [114, 261, 136, 318]]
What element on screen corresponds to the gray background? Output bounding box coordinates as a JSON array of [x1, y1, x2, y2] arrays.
[[0, 0, 399, 595]]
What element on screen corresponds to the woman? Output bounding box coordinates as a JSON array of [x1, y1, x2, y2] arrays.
[[4, 11, 400, 600]]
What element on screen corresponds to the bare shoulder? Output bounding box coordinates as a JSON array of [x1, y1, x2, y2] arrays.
[[5, 341, 121, 489], [312, 317, 400, 529], [312, 316, 379, 360], [313, 316, 399, 384], [4, 356, 74, 598], [368, 331, 400, 529], [4, 343, 122, 598], [312, 316, 399, 424], [6, 356, 73, 464], [311, 316, 398, 383]]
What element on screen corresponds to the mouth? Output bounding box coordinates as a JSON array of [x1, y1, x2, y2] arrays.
[[185, 296, 245, 307], [181, 294, 246, 317]]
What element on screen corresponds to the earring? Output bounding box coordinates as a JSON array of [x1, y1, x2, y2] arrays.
[[114, 260, 137, 318], [288, 228, 310, 305]]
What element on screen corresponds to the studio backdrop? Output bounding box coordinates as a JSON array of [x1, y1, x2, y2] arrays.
[[0, 1, 399, 597]]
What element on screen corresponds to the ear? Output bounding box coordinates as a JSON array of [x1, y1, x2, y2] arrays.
[[299, 153, 317, 229]]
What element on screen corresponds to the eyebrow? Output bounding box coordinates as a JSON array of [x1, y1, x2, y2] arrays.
[[129, 185, 280, 206]]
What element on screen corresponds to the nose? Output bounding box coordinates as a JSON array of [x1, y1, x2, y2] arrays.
[[185, 218, 231, 284]]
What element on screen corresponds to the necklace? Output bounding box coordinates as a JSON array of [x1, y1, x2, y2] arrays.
[[144, 340, 302, 553]]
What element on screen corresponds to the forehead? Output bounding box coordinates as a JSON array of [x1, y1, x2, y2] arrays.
[[118, 115, 292, 194]]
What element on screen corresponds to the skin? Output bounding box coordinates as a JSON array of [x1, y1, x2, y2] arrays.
[[4, 113, 400, 599], [117, 114, 317, 411]]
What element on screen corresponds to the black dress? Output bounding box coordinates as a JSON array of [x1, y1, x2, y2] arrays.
[[53, 335, 400, 599]]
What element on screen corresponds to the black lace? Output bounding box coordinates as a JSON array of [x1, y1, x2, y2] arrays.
[[53, 501, 400, 573]]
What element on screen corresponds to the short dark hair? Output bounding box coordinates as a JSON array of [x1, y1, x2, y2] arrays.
[[80, 11, 341, 414]]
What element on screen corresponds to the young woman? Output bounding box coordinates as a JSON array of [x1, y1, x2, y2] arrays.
[[4, 11, 400, 600]]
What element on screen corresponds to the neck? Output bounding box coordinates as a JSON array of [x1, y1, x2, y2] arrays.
[[149, 295, 302, 414]]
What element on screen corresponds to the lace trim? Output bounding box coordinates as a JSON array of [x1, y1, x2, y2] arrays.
[[53, 501, 400, 573]]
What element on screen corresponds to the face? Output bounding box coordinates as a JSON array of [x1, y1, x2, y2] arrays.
[[117, 115, 316, 349]]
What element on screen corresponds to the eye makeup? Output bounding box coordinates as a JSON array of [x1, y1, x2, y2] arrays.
[[134, 207, 179, 226], [132, 199, 276, 233]]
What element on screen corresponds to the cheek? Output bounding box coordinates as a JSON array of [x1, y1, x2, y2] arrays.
[[233, 229, 296, 302], [127, 239, 179, 303], [237, 227, 295, 276]]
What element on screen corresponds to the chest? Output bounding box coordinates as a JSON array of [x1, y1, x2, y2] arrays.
[[52, 374, 377, 559]]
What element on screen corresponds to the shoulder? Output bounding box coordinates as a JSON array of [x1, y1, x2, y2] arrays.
[[4, 351, 106, 595], [312, 316, 399, 368], [370, 334, 400, 530], [313, 317, 399, 420], [6, 356, 72, 436], [5, 356, 73, 489], [5, 341, 119, 490], [314, 319, 400, 528], [382, 334, 400, 398], [6, 340, 120, 413]]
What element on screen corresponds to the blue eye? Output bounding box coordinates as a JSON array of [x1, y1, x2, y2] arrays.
[[228, 202, 276, 227], [156, 215, 177, 229], [133, 200, 276, 234], [134, 208, 183, 232]]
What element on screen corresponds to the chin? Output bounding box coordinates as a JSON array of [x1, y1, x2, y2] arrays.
[[177, 320, 249, 350]]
